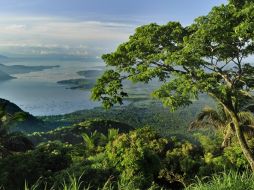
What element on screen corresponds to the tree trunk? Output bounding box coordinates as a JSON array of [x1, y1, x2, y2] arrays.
[[208, 93, 254, 170], [229, 111, 254, 171], [221, 123, 233, 148]]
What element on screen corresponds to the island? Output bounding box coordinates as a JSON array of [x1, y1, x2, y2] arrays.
[[57, 70, 102, 90], [57, 78, 96, 90], [0, 63, 60, 81], [0, 63, 59, 75], [0, 70, 16, 81], [77, 70, 103, 78]]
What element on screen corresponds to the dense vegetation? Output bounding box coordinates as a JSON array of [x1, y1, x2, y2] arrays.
[[0, 95, 253, 189], [92, 0, 254, 170], [1, 0, 254, 189], [0, 114, 252, 189], [0, 98, 46, 132]]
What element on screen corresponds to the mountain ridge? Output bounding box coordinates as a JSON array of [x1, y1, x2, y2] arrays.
[[0, 99, 46, 132]]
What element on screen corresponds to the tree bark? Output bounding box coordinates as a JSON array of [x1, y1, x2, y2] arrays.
[[229, 111, 254, 171], [208, 93, 254, 170], [221, 123, 233, 148]]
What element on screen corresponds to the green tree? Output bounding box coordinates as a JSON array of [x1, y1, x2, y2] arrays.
[[105, 127, 166, 188], [190, 103, 254, 148], [92, 1, 254, 170]]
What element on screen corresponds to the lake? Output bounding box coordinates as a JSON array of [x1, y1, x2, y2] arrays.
[[0, 59, 103, 116]]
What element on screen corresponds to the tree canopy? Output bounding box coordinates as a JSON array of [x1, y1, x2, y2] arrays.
[[91, 0, 254, 170]]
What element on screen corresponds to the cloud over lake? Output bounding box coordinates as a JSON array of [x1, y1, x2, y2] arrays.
[[0, 16, 135, 57]]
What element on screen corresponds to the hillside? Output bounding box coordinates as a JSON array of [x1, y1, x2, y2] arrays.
[[29, 119, 134, 145], [0, 99, 46, 132]]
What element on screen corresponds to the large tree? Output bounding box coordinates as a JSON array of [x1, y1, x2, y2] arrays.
[[91, 0, 254, 170]]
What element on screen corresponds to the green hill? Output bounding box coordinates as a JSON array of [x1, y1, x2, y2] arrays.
[[29, 119, 134, 145], [0, 99, 46, 132]]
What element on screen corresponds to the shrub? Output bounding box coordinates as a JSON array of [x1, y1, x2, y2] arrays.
[[0, 141, 72, 189]]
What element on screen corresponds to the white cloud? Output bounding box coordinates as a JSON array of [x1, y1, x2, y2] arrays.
[[4, 24, 26, 31], [0, 16, 136, 56]]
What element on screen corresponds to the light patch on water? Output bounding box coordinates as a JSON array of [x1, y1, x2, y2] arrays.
[[0, 59, 103, 115]]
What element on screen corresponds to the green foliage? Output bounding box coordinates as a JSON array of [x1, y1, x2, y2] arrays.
[[194, 133, 249, 173], [91, 70, 128, 109], [54, 162, 118, 190], [0, 98, 45, 132], [92, 3, 254, 110], [105, 127, 166, 189], [24, 174, 157, 190], [2, 121, 254, 189], [159, 138, 204, 185], [82, 131, 99, 151], [194, 133, 221, 155], [103, 127, 218, 189], [0, 123, 34, 158], [0, 141, 72, 189], [24, 171, 254, 190], [223, 143, 249, 170], [106, 128, 119, 142], [29, 119, 133, 146], [39, 96, 215, 139], [186, 171, 254, 190], [91, 0, 254, 171], [3, 1, 254, 189]]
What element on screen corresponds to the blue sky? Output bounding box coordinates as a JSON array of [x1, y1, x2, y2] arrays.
[[0, 0, 227, 57]]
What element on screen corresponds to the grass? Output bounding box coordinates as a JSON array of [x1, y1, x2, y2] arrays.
[[21, 171, 254, 190], [186, 171, 254, 190], [23, 174, 138, 190]]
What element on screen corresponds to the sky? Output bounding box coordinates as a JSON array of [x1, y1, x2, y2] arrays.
[[0, 0, 227, 57]]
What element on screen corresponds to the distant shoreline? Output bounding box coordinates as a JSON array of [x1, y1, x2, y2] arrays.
[[0, 63, 59, 81], [56, 69, 103, 90]]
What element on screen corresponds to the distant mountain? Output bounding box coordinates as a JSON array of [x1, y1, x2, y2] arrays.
[[0, 70, 15, 81], [0, 63, 59, 75], [3, 55, 100, 62], [0, 99, 46, 132]]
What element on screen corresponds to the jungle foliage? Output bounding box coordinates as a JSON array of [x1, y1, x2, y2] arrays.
[[92, 0, 254, 170], [2, 0, 254, 189]]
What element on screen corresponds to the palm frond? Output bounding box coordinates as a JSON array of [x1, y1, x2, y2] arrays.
[[190, 106, 225, 130], [243, 104, 254, 113], [108, 128, 119, 141], [239, 111, 254, 125], [82, 130, 103, 151], [82, 133, 95, 150]]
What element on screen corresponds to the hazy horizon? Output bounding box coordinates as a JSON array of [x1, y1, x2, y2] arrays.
[[0, 0, 229, 116], [0, 0, 226, 58]]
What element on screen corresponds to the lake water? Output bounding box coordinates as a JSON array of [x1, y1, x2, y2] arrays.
[[0, 59, 103, 116]]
